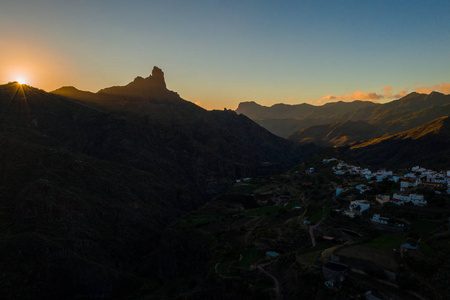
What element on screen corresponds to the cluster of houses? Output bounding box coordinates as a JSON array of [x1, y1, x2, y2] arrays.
[[323, 159, 450, 213]]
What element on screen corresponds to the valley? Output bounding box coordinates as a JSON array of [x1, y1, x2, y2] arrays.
[[149, 150, 449, 299], [0, 69, 448, 299]]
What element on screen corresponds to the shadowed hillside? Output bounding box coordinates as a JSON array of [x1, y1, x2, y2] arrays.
[[238, 92, 450, 141], [288, 120, 383, 147], [0, 71, 313, 299], [236, 100, 378, 137], [343, 116, 450, 169]]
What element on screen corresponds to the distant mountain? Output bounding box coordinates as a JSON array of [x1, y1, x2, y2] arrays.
[[343, 116, 450, 169], [0, 70, 313, 299], [236, 100, 378, 137], [288, 120, 383, 147], [237, 92, 450, 139], [236, 100, 377, 120], [288, 92, 450, 148]]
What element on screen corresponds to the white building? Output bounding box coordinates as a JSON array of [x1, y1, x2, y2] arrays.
[[360, 169, 372, 176], [390, 176, 400, 183], [355, 184, 371, 194], [344, 210, 358, 218], [372, 214, 389, 224], [322, 158, 337, 163], [391, 199, 405, 205], [400, 177, 419, 191], [375, 170, 393, 182], [392, 193, 426, 206], [375, 194, 390, 205], [349, 200, 370, 213], [410, 194, 427, 206]]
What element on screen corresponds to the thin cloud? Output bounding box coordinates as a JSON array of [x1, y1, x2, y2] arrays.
[[319, 90, 383, 104], [310, 81, 449, 105], [394, 90, 408, 98], [382, 86, 393, 98], [415, 82, 450, 94]]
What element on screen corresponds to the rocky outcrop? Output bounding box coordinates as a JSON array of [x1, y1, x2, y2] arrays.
[[97, 66, 175, 98]]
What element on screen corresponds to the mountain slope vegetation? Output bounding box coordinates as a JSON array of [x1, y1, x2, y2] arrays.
[[0, 69, 312, 299], [238, 92, 450, 142], [343, 116, 450, 169]]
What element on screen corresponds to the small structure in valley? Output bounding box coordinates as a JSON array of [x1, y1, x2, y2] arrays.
[[323, 261, 348, 284]]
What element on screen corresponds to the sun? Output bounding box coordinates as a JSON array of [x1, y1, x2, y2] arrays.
[[15, 77, 27, 85]]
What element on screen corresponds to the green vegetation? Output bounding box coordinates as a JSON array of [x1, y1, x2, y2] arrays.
[[412, 220, 441, 238], [216, 259, 234, 277], [235, 249, 264, 269], [308, 205, 331, 222], [363, 232, 404, 249], [285, 200, 302, 210]]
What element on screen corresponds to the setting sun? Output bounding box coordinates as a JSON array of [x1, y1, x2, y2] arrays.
[[15, 78, 27, 85]]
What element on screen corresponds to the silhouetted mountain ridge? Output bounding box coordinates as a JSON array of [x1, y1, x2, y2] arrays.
[[0, 71, 314, 298], [236, 100, 377, 121], [238, 92, 450, 139]]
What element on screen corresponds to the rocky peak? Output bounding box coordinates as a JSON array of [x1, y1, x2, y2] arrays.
[[151, 66, 166, 89], [97, 66, 174, 98]]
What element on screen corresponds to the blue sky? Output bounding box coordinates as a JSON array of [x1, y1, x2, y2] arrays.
[[1, 0, 449, 109]]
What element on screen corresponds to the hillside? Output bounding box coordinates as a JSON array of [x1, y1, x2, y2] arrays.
[[343, 116, 450, 169], [0, 71, 312, 299], [236, 100, 377, 121], [236, 100, 378, 137], [238, 92, 450, 139], [288, 120, 383, 147]]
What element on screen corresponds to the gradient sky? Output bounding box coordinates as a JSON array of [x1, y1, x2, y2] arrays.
[[1, 0, 450, 109]]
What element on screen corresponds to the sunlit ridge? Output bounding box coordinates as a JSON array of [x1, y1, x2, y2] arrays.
[[15, 78, 27, 85]]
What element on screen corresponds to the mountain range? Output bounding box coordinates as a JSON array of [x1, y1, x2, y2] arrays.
[[1, 66, 449, 298], [0, 68, 313, 299], [344, 116, 450, 169], [237, 92, 450, 141]]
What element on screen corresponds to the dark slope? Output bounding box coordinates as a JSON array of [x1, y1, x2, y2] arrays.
[[343, 116, 450, 169], [350, 91, 450, 122], [288, 120, 383, 147], [288, 92, 450, 147], [1, 71, 311, 298], [238, 92, 450, 139], [236, 100, 378, 137], [236, 100, 377, 120]]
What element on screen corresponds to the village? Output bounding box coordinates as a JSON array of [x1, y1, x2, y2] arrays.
[[172, 154, 450, 299], [323, 157, 450, 222]]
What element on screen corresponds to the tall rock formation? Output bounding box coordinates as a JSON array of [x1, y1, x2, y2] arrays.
[[98, 66, 175, 98]]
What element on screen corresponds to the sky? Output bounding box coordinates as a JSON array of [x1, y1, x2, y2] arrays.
[[1, 0, 450, 110]]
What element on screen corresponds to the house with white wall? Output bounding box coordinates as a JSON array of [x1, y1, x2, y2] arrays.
[[375, 169, 393, 182], [391, 193, 426, 206], [349, 200, 370, 213], [375, 194, 390, 205], [372, 214, 389, 224]]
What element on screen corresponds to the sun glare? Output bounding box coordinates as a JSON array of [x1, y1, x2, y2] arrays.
[[15, 78, 27, 85]]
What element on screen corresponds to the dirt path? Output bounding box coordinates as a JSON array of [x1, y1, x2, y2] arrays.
[[257, 264, 281, 300], [309, 217, 324, 247]]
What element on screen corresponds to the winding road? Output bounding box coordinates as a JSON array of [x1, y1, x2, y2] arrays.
[[257, 264, 281, 300]]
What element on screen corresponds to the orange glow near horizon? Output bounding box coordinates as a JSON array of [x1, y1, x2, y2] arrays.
[[15, 77, 27, 85]]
